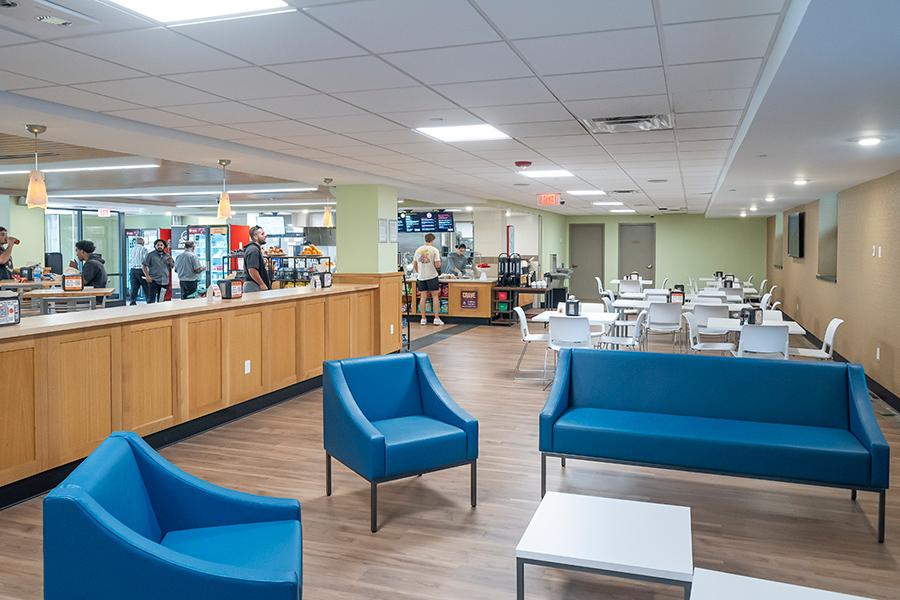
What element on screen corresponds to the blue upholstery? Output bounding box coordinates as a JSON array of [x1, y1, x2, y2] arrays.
[[44, 432, 302, 600], [541, 349, 890, 491], [324, 353, 478, 481]]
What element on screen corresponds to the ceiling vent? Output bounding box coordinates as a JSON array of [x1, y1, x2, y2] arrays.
[[36, 14, 71, 26], [582, 114, 673, 134], [0, 1, 19, 8], [610, 189, 640, 195], [1, 0, 97, 26]]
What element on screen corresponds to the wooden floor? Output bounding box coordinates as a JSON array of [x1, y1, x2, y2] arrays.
[[1, 323, 899, 599]]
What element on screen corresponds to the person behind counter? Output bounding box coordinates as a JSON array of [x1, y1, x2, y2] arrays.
[[142, 239, 175, 304], [128, 237, 149, 305], [414, 232, 443, 326], [0, 226, 19, 280], [443, 243, 469, 276], [243, 226, 271, 293], [174, 240, 206, 299], [71, 240, 108, 288]]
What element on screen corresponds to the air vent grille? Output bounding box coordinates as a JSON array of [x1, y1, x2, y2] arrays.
[[0, 1, 19, 8], [582, 114, 673, 134]]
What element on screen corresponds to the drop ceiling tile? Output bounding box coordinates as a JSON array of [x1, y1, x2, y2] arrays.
[[77, 77, 222, 107], [544, 67, 666, 101], [14, 86, 139, 112], [0, 43, 142, 84], [335, 86, 453, 113], [677, 139, 732, 151], [279, 133, 364, 148], [673, 87, 752, 112], [521, 135, 599, 149], [383, 42, 531, 85], [471, 102, 572, 125], [301, 113, 403, 134], [177, 11, 364, 65], [104, 108, 205, 128], [279, 146, 342, 160], [384, 142, 470, 157], [451, 138, 529, 152], [515, 28, 662, 75], [597, 130, 675, 145], [435, 77, 555, 108], [501, 121, 585, 138], [164, 101, 281, 124], [476, 0, 654, 38], [0, 70, 52, 91], [307, 0, 499, 53], [0, 28, 33, 46], [606, 142, 676, 154], [230, 120, 327, 138], [176, 125, 250, 140], [349, 129, 430, 145], [247, 94, 364, 119], [565, 95, 671, 119], [234, 137, 301, 151], [166, 68, 316, 100], [678, 150, 729, 159], [382, 108, 485, 128], [667, 59, 762, 94], [664, 15, 779, 64], [676, 126, 736, 141], [57, 29, 247, 75], [659, 0, 784, 24], [675, 111, 742, 128], [269, 56, 418, 93]]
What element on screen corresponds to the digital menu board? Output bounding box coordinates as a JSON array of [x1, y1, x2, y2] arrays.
[[397, 211, 455, 233]]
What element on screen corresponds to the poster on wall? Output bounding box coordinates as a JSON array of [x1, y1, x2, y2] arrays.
[[378, 218, 388, 243], [388, 219, 398, 242], [460, 290, 478, 309]]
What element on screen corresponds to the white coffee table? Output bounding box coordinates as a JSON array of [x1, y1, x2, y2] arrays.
[[691, 569, 872, 599], [515, 492, 693, 599]]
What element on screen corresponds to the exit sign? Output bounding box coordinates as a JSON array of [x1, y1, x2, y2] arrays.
[[537, 193, 560, 206], [97, 208, 112, 217]]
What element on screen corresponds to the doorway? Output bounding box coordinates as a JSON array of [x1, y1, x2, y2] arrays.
[[568, 223, 604, 300], [618, 223, 656, 282]]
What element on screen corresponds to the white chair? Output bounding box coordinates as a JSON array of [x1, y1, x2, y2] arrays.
[[595, 276, 605, 297], [770, 300, 782, 311], [685, 312, 734, 355], [619, 279, 642, 294], [762, 309, 783, 322], [733, 325, 789, 360], [758, 278, 768, 294], [699, 290, 727, 298], [661, 277, 669, 289], [759, 292, 772, 309], [692, 296, 723, 304], [603, 296, 636, 335], [746, 275, 754, 285], [646, 293, 669, 303], [600, 310, 647, 350], [768, 285, 779, 300], [546, 316, 599, 385], [693, 304, 730, 336], [513, 306, 548, 380], [790, 318, 844, 360], [645, 302, 683, 350]]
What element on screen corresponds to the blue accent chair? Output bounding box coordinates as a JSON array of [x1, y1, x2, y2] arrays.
[[540, 349, 890, 542], [323, 353, 478, 532], [44, 432, 302, 599]]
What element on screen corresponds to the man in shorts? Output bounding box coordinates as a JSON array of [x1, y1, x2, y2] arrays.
[[414, 233, 443, 325]]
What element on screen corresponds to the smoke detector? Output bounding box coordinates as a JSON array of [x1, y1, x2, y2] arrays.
[[514, 160, 532, 169], [582, 114, 673, 134]]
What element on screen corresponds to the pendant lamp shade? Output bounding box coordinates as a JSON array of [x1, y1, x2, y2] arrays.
[[26, 169, 48, 209], [323, 205, 334, 227], [217, 190, 233, 220]]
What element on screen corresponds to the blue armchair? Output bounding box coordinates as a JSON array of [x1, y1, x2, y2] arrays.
[[44, 432, 302, 599], [323, 353, 478, 532]]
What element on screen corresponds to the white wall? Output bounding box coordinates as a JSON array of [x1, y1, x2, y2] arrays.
[[507, 214, 539, 256]]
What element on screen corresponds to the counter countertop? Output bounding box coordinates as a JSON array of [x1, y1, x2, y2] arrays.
[[0, 283, 377, 341], [440, 278, 495, 284]]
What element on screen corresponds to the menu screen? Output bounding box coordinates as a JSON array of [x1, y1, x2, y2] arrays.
[[397, 211, 455, 233]]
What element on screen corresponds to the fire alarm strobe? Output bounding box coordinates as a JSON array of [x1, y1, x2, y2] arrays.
[[514, 160, 532, 169]]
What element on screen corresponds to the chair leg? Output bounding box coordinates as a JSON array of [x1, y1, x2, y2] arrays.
[[561, 456, 566, 468], [471, 460, 477, 508], [541, 453, 547, 498], [325, 453, 332, 496], [514, 342, 528, 375], [851, 489, 857, 501], [370, 482, 378, 533], [878, 490, 886, 543]]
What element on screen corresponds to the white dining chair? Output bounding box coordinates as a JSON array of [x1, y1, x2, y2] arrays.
[[770, 300, 782, 311], [646, 302, 683, 350], [513, 307, 548, 380], [603, 296, 636, 335], [762, 309, 784, 322], [733, 324, 789, 360], [758, 279, 768, 294], [693, 304, 730, 336], [759, 293, 772, 309], [600, 310, 647, 350], [685, 312, 735, 355], [546, 315, 598, 386], [790, 318, 844, 360], [661, 277, 669, 289], [595, 276, 605, 297], [768, 285, 779, 300], [746, 275, 754, 285], [718, 286, 743, 298], [619, 279, 642, 294]]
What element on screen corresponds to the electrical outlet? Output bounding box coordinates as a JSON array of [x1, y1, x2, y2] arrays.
[[876, 347, 881, 361], [877, 245, 882, 258], [390, 323, 395, 335], [244, 359, 251, 374], [872, 245, 877, 257]]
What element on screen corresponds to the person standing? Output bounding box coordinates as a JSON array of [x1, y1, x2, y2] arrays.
[[414, 233, 443, 325], [127, 237, 149, 305], [443, 243, 468, 275], [243, 226, 271, 293], [142, 239, 174, 303], [0, 226, 19, 281], [174, 240, 205, 299]]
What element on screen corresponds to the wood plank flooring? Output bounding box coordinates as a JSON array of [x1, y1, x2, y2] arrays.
[[1, 323, 899, 599]]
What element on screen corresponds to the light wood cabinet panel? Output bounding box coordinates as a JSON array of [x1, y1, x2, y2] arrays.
[[183, 316, 225, 419], [326, 295, 352, 360], [351, 290, 375, 358], [298, 298, 326, 380], [0, 340, 47, 485], [265, 303, 298, 392], [228, 310, 264, 404], [122, 320, 177, 436]]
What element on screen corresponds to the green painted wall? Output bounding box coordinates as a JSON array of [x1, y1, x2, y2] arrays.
[[484, 199, 568, 273], [336, 184, 397, 273], [4, 197, 46, 266]]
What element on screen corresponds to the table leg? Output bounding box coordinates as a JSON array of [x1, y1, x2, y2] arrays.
[[684, 581, 692, 599], [516, 558, 525, 600]]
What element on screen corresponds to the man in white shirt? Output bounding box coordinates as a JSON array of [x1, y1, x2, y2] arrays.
[[127, 237, 149, 305], [414, 233, 443, 325]]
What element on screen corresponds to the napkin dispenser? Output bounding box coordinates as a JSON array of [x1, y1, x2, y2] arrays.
[[217, 279, 244, 299], [0, 292, 20, 327], [564, 295, 581, 316], [670, 290, 685, 304], [63, 273, 83, 291]]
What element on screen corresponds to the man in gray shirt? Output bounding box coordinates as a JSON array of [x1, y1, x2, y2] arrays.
[[174, 240, 205, 299], [142, 239, 175, 303]]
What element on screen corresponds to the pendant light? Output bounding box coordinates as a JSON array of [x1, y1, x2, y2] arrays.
[[216, 159, 232, 220], [322, 205, 334, 227], [25, 124, 48, 210]]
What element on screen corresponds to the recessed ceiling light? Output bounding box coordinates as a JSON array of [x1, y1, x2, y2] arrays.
[[750, 206, 758, 212], [302, 209, 309, 214], [415, 124, 509, 142], [740, 211, 748, 217], [0, 162, 160, 176], [592, 201, 623, 206], [465, 206, 473, 212], [857, 137, 882, 146], [566, 190, 606, 196], [765, 194, 775, 202], [610, 209, 636, 213], [519, 169, 573, 178], [164, 211, 172, 216], [178, 201, 334, 208], [51, 186, 317, 199], [793, 178, 809, 186], [106, 0, 291, 24]]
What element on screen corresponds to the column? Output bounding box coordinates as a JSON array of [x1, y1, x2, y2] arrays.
[[335, 185, 398, 274]]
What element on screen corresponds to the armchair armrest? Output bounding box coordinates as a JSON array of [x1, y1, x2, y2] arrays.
[[539, 348, 572, 452], [323, 361, 386, 481], [415, 353, 478, 460], [847, 366, 890, 489]]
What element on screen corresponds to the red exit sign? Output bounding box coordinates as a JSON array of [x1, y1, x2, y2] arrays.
[[97, 208, 112, 217], [537, 193, 560, 206]]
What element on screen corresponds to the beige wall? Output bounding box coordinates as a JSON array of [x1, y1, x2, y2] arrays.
[[767, 169, 900, 396]]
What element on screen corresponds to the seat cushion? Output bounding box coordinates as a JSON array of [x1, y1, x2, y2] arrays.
[[372, 415, 467, 478], [552, 407, 871, 487], [161, 520, 301, 575]]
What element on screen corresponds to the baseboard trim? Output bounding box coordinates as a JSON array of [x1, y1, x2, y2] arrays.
[[0, 376, 322, 510]]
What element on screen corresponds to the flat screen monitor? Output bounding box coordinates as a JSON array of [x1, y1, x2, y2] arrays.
[[788, 212, 805, 258], [397, 211, 454, 233], [256, 215, 286, 236]]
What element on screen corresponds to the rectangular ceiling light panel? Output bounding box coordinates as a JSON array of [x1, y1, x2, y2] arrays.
[[106, 0, 290, 24], [415, 124, 509, 142]]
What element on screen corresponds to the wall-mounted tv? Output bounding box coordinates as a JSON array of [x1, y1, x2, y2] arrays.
[[788, 212, 805, 258], [256, 215, 286, 236], [397, 211, 455, 233]]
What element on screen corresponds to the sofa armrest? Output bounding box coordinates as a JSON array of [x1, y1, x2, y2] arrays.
[[415, 353, 478, 460], [323, 361, 386, 481], [847, 365, 890, 489], [539, 348, 572, 452]]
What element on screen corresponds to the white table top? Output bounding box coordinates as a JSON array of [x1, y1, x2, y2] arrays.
[[516, 492, 693, 582], [610, 278, 653, 286], [691, 569, 871, 599], [689, 294, 744, 304], [684, 302, 751, 312], [613, 299, 750, 313], [531, 310, 617, 325], [706, 317, 806, 335]]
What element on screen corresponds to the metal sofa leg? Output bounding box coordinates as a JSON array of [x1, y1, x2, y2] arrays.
[[851, 489, 857, 501], [561, 456, 566, 468], [325, 453, 332, 496], [471, 461, 477, 507], [370, 482, 378, 533], [878, 490, 886, 543], [541, 453, 547, 498]]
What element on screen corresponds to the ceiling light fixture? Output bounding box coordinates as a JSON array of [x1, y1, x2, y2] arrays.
[[24, 124, 48, 210], [465, 206, 473, 212], [216, 159, 232, 220], [592, 201, 623, 206], [765, 194, 775, 202], [178, 201, 336, 208], [740, 211, 748, 217], [322, 205, 334, 228], [793, 178, 809, 186], [414, 124, 509, 143], [857, 137, 882, 147], [750, 206, 758, 212], [610, 209, 636, 213], [566, 190, 606, 196], [49, 186, 318, 199], [0, 163, 160, 176], [105, 0, 291, 24], [519, 169, 573, 178]]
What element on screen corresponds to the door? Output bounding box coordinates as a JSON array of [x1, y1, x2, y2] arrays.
[[618, 223, 656, 282], [568, 224, 604, 300]]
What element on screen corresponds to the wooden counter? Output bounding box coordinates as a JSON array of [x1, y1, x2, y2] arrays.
[[0, 283, 382, 487], [401, 278, 495, 321]]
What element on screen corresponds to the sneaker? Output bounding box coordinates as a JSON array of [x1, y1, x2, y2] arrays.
[[433, 317, 445, 325], [420, 318, 428, 325]]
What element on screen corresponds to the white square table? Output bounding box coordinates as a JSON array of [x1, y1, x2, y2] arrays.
[[707, 317, 806, 336], [515, 492, 693, 599], [691, 569, 871, 599], [530, 310, 618, 327]]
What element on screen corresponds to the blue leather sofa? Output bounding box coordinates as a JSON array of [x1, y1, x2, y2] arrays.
[[324, 352, 478, 532], [44, 432, 302, 599], [540, 349, 890, 542]]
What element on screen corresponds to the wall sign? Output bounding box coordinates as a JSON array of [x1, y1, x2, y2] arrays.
[[461, 290, 478, 309], [537, 193, 560, 206]]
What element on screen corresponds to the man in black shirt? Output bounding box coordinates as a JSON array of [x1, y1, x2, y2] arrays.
[[0, 226, 18, 280], [73, 240, 108, 305], [243, 226, 271, 293]]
